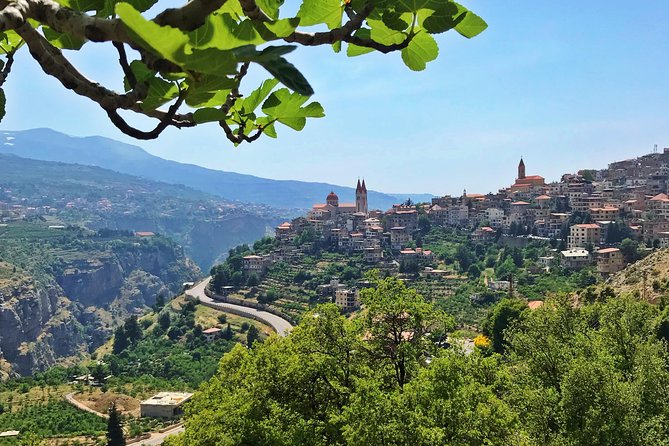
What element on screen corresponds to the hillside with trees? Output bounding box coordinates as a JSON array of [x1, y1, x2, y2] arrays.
[[166, 277, 669, 446]]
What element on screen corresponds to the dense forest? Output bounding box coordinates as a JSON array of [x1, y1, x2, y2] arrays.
[[166, 276, 669, 446]]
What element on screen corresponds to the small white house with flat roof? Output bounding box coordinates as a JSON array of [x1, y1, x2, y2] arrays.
[[140, 392, 193, 419]]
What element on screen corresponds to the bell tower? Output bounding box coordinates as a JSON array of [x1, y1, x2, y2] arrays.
[[518, 157, 526, 180], [356, 179, 368, 214]]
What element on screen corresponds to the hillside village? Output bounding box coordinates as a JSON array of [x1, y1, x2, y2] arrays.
[[219, 149, 669, 313]]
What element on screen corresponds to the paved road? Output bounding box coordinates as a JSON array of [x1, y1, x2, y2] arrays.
[[131, 425, 185, 445], [186, 277, 294, 336]]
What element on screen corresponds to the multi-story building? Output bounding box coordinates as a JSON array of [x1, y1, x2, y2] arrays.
[[567, 223, 601, 249], [335, 288, 360, 312], [561, 248, 592, 269], [390, 226, 411, 250], [596, 248, 626, 275]]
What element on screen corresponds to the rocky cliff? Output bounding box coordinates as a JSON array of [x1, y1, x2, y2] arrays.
[[0, 233, 201, 377]]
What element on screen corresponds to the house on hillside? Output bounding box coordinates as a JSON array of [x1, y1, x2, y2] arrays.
[[140, 392, 194, 419]]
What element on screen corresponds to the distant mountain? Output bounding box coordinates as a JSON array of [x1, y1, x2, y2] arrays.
[[0, 154, 279, 269], [0, 128, 434, 210]]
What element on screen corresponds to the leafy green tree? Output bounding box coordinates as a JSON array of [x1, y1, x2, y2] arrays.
[[223, 323, 233, 340], [246, 325, 260, 347], [106, 403, 125, 446], [159, 311, 171, 330], [483, 298, 527, 354], [111, 326, 128, 354], [360, 276, 453, 388], [153, 293, 166, 311], [620, 238, 640, 263], [124, 315, 142, 345]]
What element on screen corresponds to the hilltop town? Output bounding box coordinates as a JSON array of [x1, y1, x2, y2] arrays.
[[213, 149, 669, 315]]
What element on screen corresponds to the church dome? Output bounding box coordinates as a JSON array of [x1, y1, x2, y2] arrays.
[[326, 191, 339, 206]]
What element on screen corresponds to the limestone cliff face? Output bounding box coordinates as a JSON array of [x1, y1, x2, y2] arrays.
[[0, 278, 86, 376], [0, 239, 200, 376]]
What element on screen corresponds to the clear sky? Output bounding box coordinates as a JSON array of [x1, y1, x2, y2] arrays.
[[2, 1, 668, 196]]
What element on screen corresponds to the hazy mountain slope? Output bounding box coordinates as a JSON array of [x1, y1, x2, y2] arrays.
[[0, 128, 433, 209], [0, 154, 277, 269]]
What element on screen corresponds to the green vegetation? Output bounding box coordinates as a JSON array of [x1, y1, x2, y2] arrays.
[[0, 0, 485, 141], [102, 300, 238, 389], [0, 400, 106, 438], [166, 277, 669, 445]]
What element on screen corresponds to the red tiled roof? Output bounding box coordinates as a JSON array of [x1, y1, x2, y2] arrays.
[[536, 195, 551, 200], [574, 223, 600, 229], [597, 247, 620, 254], [511, 201, 530, 205], [650, 193, 669, 201], [203, 328, 222, 334], [135, 231, 155, 237]]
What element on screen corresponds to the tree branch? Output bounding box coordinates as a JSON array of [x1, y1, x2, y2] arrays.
[[105, 86, 192, 140], [0, 48, 15, 86], [16, 23, 194, 128]]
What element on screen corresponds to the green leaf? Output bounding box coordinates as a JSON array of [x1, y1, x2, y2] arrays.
[[116, 3, 189, 65], [262, 121, 277, 138], [256, 57, 313, 96], [182, 48, 240, 75], [0, 89, 5, 124], [262, 88, 324, 130], [419, 2, 463, 34], [0, 31, 24, 54], [368, 18, 406, 46], [255, 0, 284, 20], [242, 79, 280, 114], [401, 31, 438, 71], [193, 107, 226, 124], [43, 27, 86, 50], [394, 0, 432, 13], [186, 75, 236, 107], [382, 10, 412, 31], [297, 0, 343, 30], [141, 77, 179, 112], [122, 60, 155, 91], [123, 0, 157, 13], [347, 28, 374, 57], [454, 7, 487, 38], [260, 18, 300, 39]]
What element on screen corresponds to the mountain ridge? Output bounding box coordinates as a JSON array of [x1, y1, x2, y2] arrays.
[[0, 128, 434, 210]]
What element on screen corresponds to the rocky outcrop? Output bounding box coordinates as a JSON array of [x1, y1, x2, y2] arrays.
[[0, 238, 201, 376], [0, 278, 86, 376]]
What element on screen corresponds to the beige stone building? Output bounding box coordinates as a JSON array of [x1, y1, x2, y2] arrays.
[[335, 288, 360, 312], [596, 248, 626, 274], [567, 223, 601, 249]]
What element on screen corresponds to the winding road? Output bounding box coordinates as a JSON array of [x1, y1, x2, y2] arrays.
[[64, 277, 293, 445], [186, 277, 294, 336]]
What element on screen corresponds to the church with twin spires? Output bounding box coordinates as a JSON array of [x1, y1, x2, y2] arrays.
[[310, 179, 369, 220]]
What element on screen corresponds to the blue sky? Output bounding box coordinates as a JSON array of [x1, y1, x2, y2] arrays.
[[2, 1, 668, 195]]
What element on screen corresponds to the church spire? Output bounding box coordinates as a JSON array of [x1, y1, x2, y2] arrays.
[[518, 157, 526, 180]]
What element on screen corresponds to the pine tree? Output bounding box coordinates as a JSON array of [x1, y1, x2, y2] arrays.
[[223, 323, 233, 340], [247, 325, 260, 347], [106, 402, 125, 446], [112, 326, 128, 354], [124, 316, 142, 345]]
